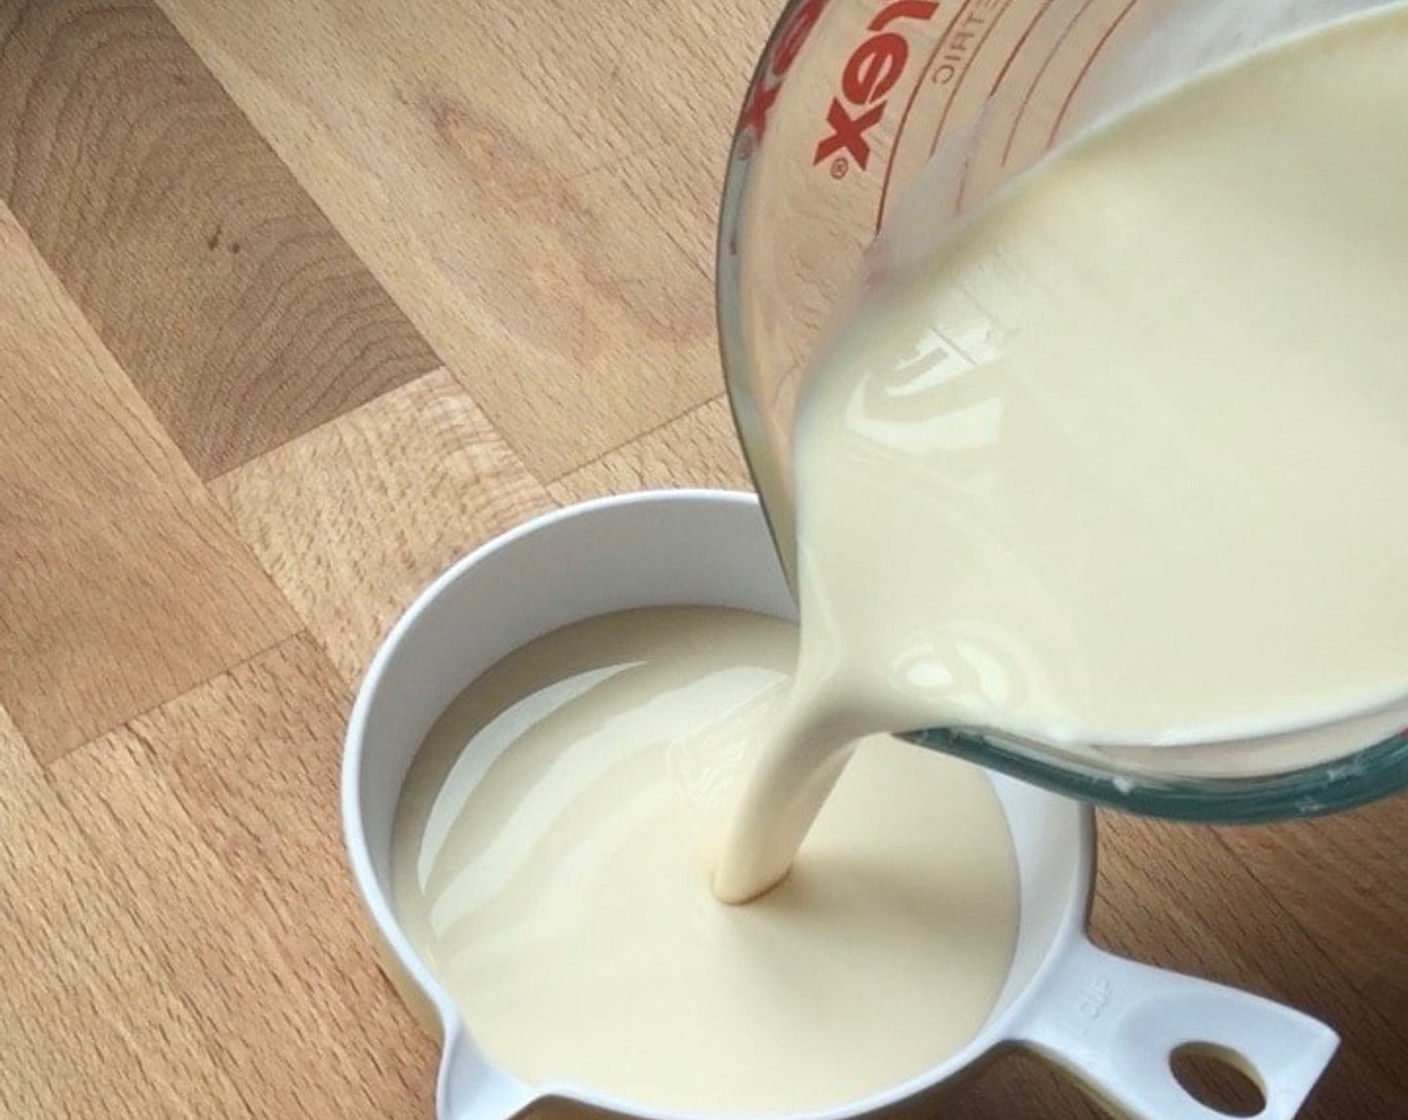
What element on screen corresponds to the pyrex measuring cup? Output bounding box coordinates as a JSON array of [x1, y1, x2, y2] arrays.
[[344, 491, 1338, 1120], [716, 0, 1408, 822]]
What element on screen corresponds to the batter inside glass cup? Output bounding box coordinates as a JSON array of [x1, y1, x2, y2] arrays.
[[721, 0, 1408, 822], [343, 491, 1337, 1120]]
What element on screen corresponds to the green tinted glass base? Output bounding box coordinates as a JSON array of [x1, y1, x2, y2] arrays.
[[906, 726, 1408, 823]]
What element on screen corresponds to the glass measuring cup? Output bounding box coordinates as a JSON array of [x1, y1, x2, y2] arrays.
[[716, 0, 1408, 822]]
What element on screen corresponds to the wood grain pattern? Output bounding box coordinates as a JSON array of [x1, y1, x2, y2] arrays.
[[0, 0, 439, 479], [0, 201, 297, 762], [209, 370, 554, 686], [0, 706, 250, 1119], [156, 0, 773, 479], [548, 394, 753, 505], [1216, 801, 1408, 1039], [50, 637, 437, 1119]]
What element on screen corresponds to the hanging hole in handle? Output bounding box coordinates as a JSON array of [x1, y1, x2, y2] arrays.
[[1170, 1042, 1267, 1117]]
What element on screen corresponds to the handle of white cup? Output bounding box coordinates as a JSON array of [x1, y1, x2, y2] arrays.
[[1012, 936, 1338, 1120]]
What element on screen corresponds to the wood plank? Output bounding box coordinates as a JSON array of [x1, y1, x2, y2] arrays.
[[52, 639, 437, 1120], [156, 0, 774, 479], [547, 395, 753, 506], [0, 0, 439, 478], [0, 201, 298, 762], [1090, 813, 1406, 1117], [1215, 801, 1408, 1043], [209, 370, 554, 686], [0, 706, 252, 1119]]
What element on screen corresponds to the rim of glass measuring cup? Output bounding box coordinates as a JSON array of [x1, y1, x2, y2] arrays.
[[907, 725, 1408, 823], [714, 0, 807, 595], [713, 0, 1408, 824]]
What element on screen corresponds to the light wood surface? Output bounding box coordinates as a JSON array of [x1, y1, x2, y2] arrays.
[[0, 2, 1403, 1118]]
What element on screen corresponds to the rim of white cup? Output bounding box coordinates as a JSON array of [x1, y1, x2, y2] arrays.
[[341, 488, 1097, 1120]]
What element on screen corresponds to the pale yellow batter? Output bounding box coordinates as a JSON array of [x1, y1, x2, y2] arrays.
[[393, 608, 1019, 1115]]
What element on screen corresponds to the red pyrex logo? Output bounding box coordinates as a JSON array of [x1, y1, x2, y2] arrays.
[[740, 0, 828, 142], [814, 0, 940, 172]]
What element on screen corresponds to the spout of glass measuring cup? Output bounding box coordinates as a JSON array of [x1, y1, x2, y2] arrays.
[[903, 724, 1408, 824]]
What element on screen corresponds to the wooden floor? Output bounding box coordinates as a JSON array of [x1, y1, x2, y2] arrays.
[[0, 2, 1404, 1117]]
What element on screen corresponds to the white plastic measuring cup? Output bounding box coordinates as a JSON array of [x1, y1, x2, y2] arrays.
[[344, 490, 1337, 1120]]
